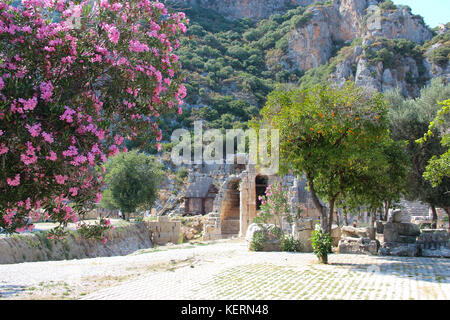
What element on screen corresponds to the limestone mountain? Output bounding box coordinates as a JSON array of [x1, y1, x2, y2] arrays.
[[156, 0, 449, 138]]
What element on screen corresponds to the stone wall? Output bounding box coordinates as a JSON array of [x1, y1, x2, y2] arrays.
[[0, 223, 152, 265], [146, 216, 181, 245]]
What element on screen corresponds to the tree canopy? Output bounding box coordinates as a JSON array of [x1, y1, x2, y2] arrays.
[[0, 0, 187, 238], [101, 151, 163, 217], [259, 83, 390, 233]]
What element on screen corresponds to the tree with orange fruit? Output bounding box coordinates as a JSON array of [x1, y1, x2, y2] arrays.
[[259, 83, 390, 235]]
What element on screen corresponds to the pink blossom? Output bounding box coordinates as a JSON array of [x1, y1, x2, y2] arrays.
[[46, 150, 57, 161], [19, 97, 38, 111], [60, 106, 76, 123], [54, 174, 68, 184], [104, 24, 120, 44], [0, 143, 8, 155], [69, 187, 78, 196], [129, 39, 149, 53], [26, 123, 42, 137], [0, 77, 4, 90], [42, 132, 54, 143], [40, 81, 54, 102], [7, 174, 20, 186]]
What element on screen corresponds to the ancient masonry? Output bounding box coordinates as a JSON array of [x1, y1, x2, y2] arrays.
[[337, 209, 450, 258], [146, 216, 181, 245], [183, 155, 322, 240]]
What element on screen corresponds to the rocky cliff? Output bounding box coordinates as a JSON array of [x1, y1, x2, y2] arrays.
[[285, 0, 447, 97], [176, 0, 322, 20], [168, 0, 449, 135]]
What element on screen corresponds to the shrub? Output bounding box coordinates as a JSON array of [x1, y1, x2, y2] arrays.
[[250, 230, 267, 251], [0, 0, 187, 239], [310, 225, 333, 264], [280, 235, 302, 252], [176, 167, 189, 180], [430, 46, 450, 67], [291, 12, 313, 29], [379, 0, 397, 11]]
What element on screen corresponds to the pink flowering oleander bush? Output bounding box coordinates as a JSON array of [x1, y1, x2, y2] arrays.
[[0, 0, 188, 240], [254, 181, 300, 228]]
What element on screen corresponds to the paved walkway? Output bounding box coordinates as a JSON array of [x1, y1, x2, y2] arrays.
[[0, 240, 449, 300]]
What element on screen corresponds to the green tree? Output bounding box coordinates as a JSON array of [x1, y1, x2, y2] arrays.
[[101, 151, 163, 220], [417, 99, 450, 227], [387, 79, 450, 228], [259, 83, 389, 234]]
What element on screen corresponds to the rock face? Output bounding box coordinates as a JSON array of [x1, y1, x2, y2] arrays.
[[287, 0, 376, 71], [178, 0, 321, 20], [285, 0, 442, 97], [361, 4, 433, 43]]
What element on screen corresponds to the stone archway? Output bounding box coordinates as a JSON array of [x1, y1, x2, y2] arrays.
[[220, 179, 241, 236], [255, 175, 268, 210]]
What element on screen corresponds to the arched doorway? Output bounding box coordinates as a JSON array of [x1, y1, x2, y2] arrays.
[[221, 179, 241, 236], [255, 175, 268, 210]]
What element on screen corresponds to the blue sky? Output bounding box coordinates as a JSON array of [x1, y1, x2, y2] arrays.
[[392, 0, 449, 27]]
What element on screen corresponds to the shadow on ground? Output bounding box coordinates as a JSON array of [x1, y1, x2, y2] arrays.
[[329, 254, 450, 284], [0, 284, 27, 298]]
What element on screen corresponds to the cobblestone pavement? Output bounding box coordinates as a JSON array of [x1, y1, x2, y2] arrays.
[[1, 240, 449, 300]]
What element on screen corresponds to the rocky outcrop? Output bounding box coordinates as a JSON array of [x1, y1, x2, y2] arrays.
[[424, 44, 450, 83], [287, 0, 376, 71], [361, 4, 433, 44], [0, 223, 152, 265], [286, 0, 442, 97], [177, 0, 321, 20]]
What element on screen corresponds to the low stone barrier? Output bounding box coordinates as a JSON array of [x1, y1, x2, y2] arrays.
[[0, 223, 152, 265]]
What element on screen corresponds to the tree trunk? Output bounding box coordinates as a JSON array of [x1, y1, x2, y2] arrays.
[[383, 200, 390, 221], [327, 197, 336, 234], [336, 210, 340, 227], [306, 173, 327, 233], [368, 208, 377, 240], [344, 211, 348, 226], [443, 207, 449, 230], [431, 205, 437, 229]]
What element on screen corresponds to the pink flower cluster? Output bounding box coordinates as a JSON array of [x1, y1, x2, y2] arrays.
[[0, 0, 188, 236]]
